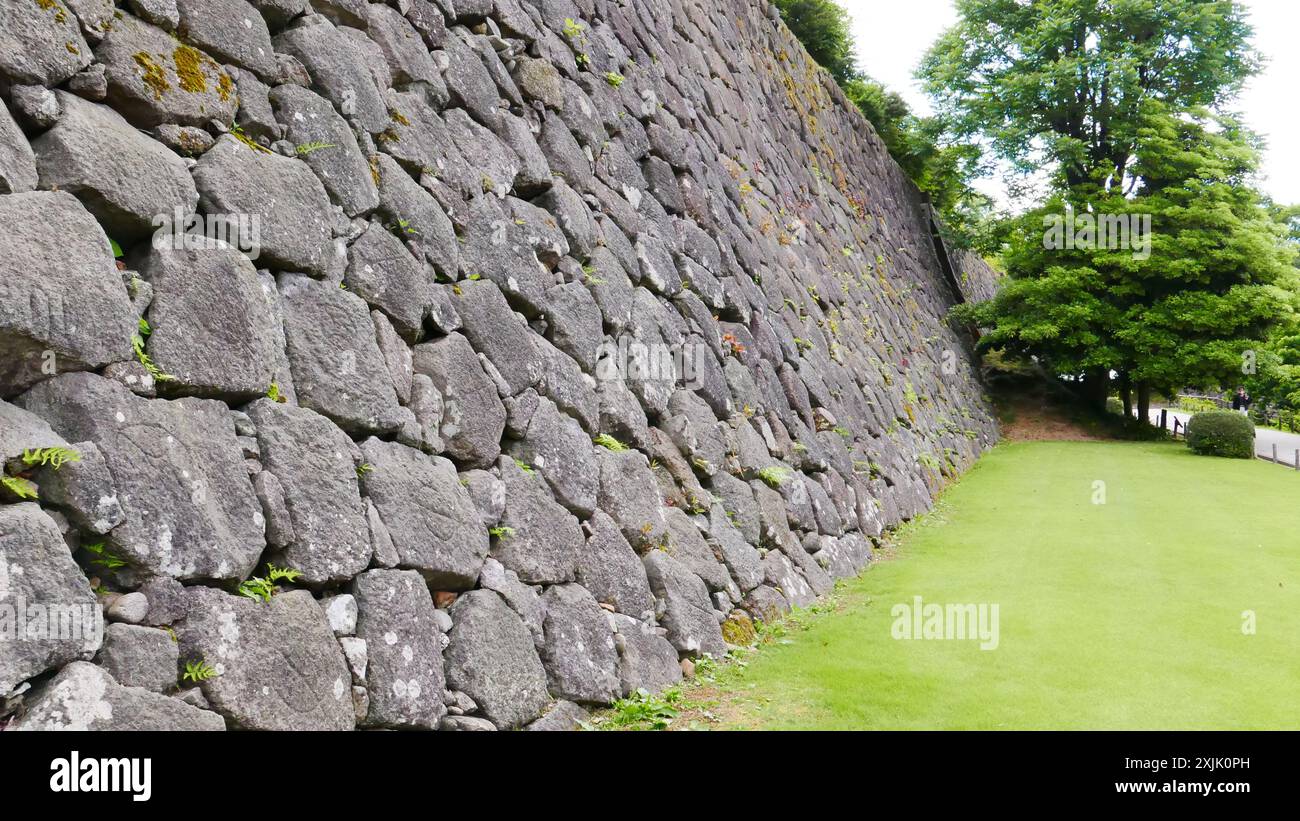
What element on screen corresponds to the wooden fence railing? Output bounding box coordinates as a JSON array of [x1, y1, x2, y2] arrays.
[[1263, 443, 1300, 470]]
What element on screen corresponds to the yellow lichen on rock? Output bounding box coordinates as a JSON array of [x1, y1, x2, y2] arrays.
[[217, 72, 234, 103], [173, 46, 210, 94], [36, 0, 69, 25], [132, 52, 170, 99]]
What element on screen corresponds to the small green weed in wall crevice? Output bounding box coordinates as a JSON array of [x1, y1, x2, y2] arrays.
[[295, 141, 336, 156], [230, 123, 271, 154], [904, 381, 920, 407], [594, 434, 629, 453], [22, 446, 81, 470], [1, 476, 39, 500], [237, 563, 303, 603], [182, 658, 218, 684], [758, 465, 791, 488], [83, 541, 128, 571], [588, 650, 732, 730], [132, 318, 175, 383], [489, 526, 517, 540], [389, 217, 419, 237]]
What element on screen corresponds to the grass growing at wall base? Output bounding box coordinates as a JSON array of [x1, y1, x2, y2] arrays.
[[702, 440, 1300, 730]]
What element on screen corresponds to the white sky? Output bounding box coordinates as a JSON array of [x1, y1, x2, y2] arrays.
[[844, 0, 1300, 207]]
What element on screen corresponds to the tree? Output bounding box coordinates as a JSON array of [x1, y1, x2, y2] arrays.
[[844, 77, 912, 155], [955, 106, 1297, 421], [1241, 203, 1300, 419], [1111, 110, 1297, 419], [773, 0, 858, 85], [1264, 200, 1300, 257], [921, 0, 1260, 196], [1243, 343, 1300, 423], [951, 200, 1128, 404], [928, 0, 1296, 419]]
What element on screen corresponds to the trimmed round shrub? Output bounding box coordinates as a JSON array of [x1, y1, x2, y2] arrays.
[[1105, 397, 1124, 416], [1186, 411, 1255, 459]]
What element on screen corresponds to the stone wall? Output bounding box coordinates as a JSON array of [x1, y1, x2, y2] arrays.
[[0, 0, 998, 731]]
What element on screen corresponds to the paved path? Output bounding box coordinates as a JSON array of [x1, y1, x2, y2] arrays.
[[1150, 407, 1300, 464]]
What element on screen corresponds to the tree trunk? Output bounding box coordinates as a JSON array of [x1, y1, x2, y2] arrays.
[[1082, 367, 1110, 412], [1136, 382, 1151, 427]]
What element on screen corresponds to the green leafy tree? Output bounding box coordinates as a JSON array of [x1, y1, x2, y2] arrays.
[[957, 107, 1297, 419], [1243, 341, 1300, 424], [931, 0, 1296, 419], [921, 0, 1260, 196], [953, 199, 1127, 387], [1112, 111, 1297, 415], [773, 0, 858, 84], [1241, 204, 1300, 419], [1264, 200, 1300, 260]]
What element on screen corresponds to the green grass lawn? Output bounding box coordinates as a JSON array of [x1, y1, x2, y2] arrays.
[[708, 440, 1300, 730]]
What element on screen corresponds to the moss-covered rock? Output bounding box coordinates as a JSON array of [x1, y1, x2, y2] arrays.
[[721, 609, 757, 646], [98, 15, 235, 127]]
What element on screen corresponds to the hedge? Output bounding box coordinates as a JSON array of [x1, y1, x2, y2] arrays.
[[1186, 411, 1255, 459]]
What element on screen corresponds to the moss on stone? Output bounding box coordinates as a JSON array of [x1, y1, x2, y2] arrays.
[[177, 131, 207, 154], [172, 46, 209, 94], [36, 0, 69, 25], [721, 611, 757, 646], [133, 52, 170, 100], [217, 72, 234, 103]]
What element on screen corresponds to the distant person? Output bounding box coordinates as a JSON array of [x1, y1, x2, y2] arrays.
[[1232, 387, 1251, 416]]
